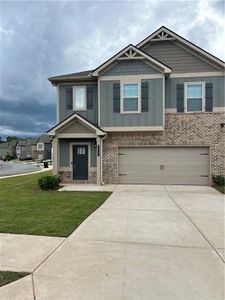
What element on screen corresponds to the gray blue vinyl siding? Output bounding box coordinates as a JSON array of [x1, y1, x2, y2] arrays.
[[59, 139, 96, 168], [141, 41, 222, 73], [165, 76, 225, 109], [101, 59, 160, 76], [58, 84, 98, 124], [100, 79, 163, 127]]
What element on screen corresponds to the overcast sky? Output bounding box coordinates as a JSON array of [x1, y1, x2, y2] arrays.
[[0, 0, 224, 139]]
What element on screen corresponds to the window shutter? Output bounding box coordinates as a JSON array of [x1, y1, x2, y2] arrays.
[[87, 85, 94, 110], [113, 82, 120, 113], [66, 87, 73, 110], [141, 81, 149, 112], [176, 84, 184, 112], [205, 83, 213, 112]]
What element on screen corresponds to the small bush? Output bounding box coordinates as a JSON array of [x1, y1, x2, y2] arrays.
[[212, 175, 225, 187], [5, 153, 11, 161], [38, 175, 61, 190]]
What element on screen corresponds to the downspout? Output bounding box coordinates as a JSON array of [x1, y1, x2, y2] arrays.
[[100, 133, 107, 185]]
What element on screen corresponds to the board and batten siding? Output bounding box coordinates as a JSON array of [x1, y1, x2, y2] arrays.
[[165, 76, 225, 109], [58, 84, 98, 124], [59, 139, 97, 168], [100, 79, 163, 127], [141, 41, 221, 73], [101, 59, 160, 76]]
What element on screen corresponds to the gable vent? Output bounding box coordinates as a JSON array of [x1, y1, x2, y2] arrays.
[[151, 31, 175, 42]]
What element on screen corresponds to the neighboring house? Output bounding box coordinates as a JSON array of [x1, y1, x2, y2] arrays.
[[48, 26, 225, 186], [16, 141, 27, 159], [37, 134, 52, 160], [27, 139, 38, 159], [16, 139, 37, 159], [8, 140, 18, 158], [0, 141, 17, 159], [0, 143, 10, 159]]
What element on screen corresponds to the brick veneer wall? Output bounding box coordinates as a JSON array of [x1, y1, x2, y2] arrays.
[[59, 168, 97, 184], [102, 113, 225, 184]]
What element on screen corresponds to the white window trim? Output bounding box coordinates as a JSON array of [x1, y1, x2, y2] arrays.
[[73, 86, 87, 111], [37, 143, 44, 151], [120, 81, 141, 114], [184, 81, 205, 113]]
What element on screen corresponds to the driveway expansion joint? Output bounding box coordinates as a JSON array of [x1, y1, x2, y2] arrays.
[[74, 238, 213, 249], [32, 238, 66, 273]]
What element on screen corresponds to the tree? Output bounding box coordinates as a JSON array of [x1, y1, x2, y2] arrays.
[[6, 136, 18, 142]]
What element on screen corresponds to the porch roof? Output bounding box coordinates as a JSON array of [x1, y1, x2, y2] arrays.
[[47, 113, 105, 137]]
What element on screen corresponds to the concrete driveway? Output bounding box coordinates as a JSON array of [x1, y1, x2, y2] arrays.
[[1, 185, 224, 299]]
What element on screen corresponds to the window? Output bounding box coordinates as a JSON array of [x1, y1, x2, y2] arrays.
[[77, 147, 86, 155], [37, 143, 44, 151], [185, 82, 205, 112], [73, 86, 86, 111], [122, 83, 139, 113]]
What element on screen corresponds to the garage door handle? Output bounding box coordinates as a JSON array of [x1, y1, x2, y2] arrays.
[[200, 175, 208, 177], [160, 165, 164, 170]]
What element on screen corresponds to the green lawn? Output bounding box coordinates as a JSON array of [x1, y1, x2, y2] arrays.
[[0, 171, 111, 237], [0, 271, 30, 287]]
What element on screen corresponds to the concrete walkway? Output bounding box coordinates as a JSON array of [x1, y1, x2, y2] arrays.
[[59, 184, 116, 192], [1, 185, 224, 299], [0, 233, 65, 273]]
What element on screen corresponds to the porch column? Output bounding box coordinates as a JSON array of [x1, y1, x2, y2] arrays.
[[52, 137, 59, 175], [96, 136, 101, 185]]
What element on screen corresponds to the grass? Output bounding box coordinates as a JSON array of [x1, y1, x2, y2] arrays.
[[0, 171, 111, 237], [214, 185, 225, 194], [0, 271, 30, 287]]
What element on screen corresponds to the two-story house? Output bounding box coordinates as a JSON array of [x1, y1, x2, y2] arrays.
[[48, 26, 225, 186]]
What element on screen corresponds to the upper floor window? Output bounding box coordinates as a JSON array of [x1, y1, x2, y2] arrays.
[[73, 86, 87, 111], [121, 83, 140, 113], [185, 82, 205, 112], [37, 143, 44, 151]]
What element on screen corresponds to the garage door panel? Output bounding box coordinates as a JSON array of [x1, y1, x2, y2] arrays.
[[118, 147, 209, 185]]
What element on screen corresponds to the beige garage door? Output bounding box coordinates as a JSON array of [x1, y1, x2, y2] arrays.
[[118, 147, 209, 185]]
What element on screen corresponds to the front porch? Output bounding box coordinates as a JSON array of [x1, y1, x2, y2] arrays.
[[57, 138, 98, 184], [48, 113, 105, 184]]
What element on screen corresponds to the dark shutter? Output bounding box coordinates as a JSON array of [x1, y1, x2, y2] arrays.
[[176, 84, 184, 112], [141, 81, 149, 112], [87, 85, 94, 110], [66, 87, 73, 110], [113, 82, 120, 113], [205, 83, 213, 112]]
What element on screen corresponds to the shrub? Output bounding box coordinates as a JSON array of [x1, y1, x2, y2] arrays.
[[212, 175, 225, 187], [38, 175, 61, 190], [5, 153, 11, 161]]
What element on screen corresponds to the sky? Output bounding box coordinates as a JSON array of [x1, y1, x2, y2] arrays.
[[0, 0, 224, 139]]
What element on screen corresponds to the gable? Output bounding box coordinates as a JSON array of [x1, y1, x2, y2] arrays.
[[100, 59, 160, 76], [141, 40, 219, 73], [57, 120, 95, 135], [92, 44, 171, 76]]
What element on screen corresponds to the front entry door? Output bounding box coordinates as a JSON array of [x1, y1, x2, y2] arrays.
[[73, 145, 88, 180]]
